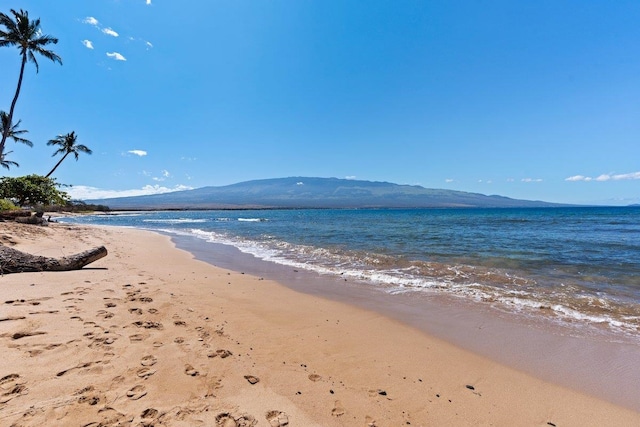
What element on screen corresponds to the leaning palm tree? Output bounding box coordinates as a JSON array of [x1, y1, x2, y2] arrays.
[[0, 151, 19, 170], [0, 111, 31, 169], [0, 9, 62, 159], [45, 132, 92, 178], [1, 111, 32, 147]]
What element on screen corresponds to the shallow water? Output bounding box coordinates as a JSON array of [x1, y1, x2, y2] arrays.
[[62, 207, 640, 341]]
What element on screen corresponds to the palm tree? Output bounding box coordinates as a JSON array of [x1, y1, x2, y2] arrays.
[[45, 132, 92, 178], [0, 111, 32, 170], [1, 111, 32, 147], [0, 9, 62, 160], [0, 151, 19, 170]]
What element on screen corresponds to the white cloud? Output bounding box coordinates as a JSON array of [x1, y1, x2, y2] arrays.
[[445, 179, 454, 183], [565, 171, 640, 182], [81, 39, 94, 49], [67, 184, 192, 200], [345, 176, 356, 180], [521, 178, 543, 182], [145, 41, 153, 49], [151, 170, 171, 182], [146, 0, 152, 4], [102, 27, 119, 37], [127, 150, 147, 156], [106, 52, 127, 61], [83, 16, 99, 26], [566, 175, 590, 182]]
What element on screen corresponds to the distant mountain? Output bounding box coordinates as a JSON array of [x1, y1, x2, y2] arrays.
[[86, 177, 567, 210]]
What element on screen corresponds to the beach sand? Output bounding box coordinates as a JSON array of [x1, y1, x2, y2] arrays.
[[1, 222, 638, 426]]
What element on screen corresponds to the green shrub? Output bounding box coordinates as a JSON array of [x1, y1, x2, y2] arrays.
[[0, 198, 18, 210]]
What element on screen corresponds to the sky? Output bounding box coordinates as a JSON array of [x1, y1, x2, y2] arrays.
[[0, 0, 639, 205]]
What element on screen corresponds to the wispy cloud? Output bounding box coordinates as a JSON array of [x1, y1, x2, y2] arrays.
[[67, 184, 192, 200], [566, 171, 640, 182], [521, 178, 543, 183], [102, 27, 119, 37], [82, 16, 99, 26], [127, 150, 147, 157], [445, 178, 454, 183], [152, 170, 171, 182], [81, 39, 94, 49], [83, 17, 118, 37], [345, 176, 356, 180], [106, 52, 127, 61]]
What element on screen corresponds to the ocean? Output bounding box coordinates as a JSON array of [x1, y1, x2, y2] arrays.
[[61, 206, 640, 342]]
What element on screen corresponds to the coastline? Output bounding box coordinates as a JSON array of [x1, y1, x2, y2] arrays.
[[169, 233, 640, 413], [1, 222, 639, 426]]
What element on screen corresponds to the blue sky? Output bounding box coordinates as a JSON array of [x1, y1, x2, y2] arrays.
[[1, 0, 639, 205]]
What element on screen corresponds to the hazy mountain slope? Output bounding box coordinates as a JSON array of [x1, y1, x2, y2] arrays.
[[86, 177, 564, 209]]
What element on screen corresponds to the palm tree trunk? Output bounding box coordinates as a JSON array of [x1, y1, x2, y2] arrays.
[[0, 53, 27, 159], [45, 152, 69, 178]]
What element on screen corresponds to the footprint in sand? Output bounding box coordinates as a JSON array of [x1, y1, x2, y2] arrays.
[[129, 308, 143, 315], [126, 384, 147, 400], [208, 349, 233, 359], [141, 408, 159, 423], [331, 400, 346, 417], [0, 315, 26, 322], [132, 320, 163, 330], [137, 367, 156, 379], [57, 361, 94, 377], [5, 297, 52, 306], [129, 333, 147, 342], [244, 375, 259, 385], [6, 330, 47, 340], [308, 374, 322, 382], [96, 310, 115, 319], [266, 410, 289, 426], [141, 355, 157, 366], [365, 415, 378, 426], [0, 373, 28, 404], [205, 377, 223, 398], [216, 413, 257, 427], [184, 364, 199, 376]]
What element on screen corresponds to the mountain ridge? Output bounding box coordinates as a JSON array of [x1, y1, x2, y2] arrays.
[[86, 177, 568, 210]]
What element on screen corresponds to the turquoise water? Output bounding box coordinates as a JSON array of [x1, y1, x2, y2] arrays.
[[61, 207, 640, 338]]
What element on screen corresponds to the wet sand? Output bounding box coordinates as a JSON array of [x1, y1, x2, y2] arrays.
[[1, 222, 639, 426]]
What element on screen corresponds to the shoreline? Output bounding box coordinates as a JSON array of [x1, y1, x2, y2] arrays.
[[170, 231, 640, 413], [1, 222, 639, 426]]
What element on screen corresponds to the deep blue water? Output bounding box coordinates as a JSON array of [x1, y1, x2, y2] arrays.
[[61, 207, 640, 337]]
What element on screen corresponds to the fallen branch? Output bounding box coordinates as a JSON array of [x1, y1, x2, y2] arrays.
[[0, 246, 107, 274]]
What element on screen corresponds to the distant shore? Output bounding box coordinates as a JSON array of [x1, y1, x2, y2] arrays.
[[1, 222, 638, 426]]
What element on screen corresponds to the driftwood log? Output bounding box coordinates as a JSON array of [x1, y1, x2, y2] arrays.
[[0, 210, 31, 220], [0, 246, 108, 274]]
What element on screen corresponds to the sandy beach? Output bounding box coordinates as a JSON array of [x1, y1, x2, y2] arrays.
[[1, 222, 639, 426]]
